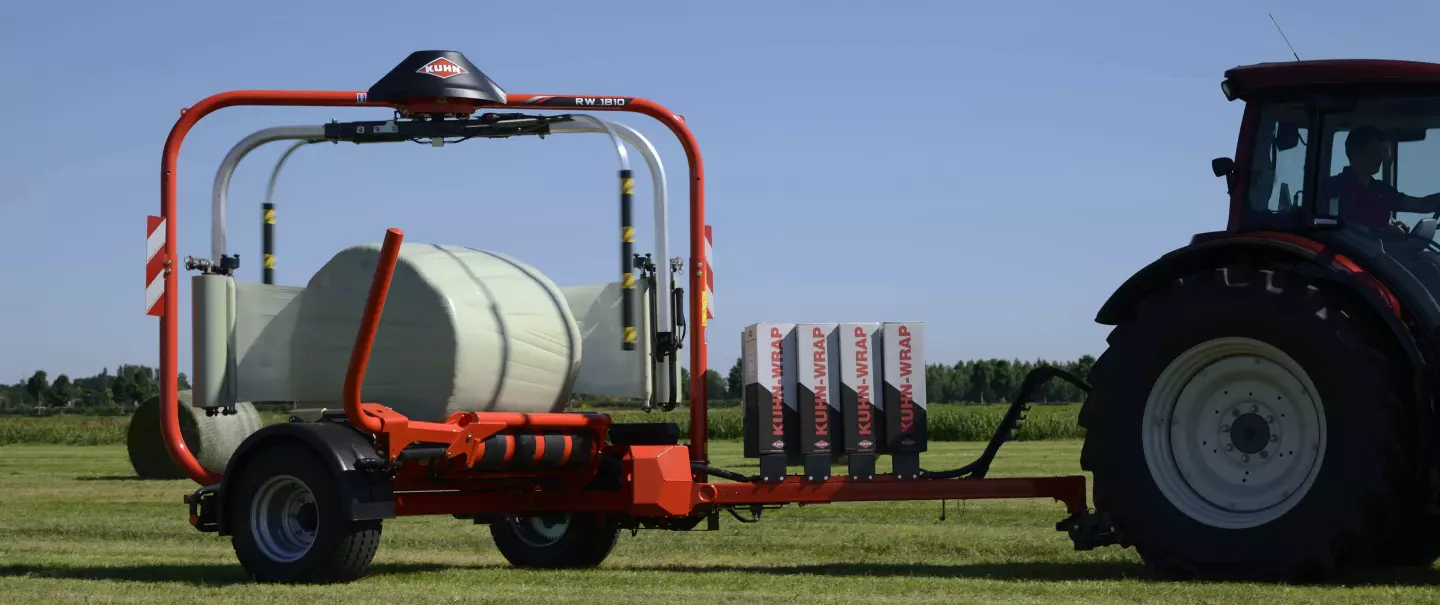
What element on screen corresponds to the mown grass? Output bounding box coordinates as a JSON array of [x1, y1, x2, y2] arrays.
[[2, 441, 1439, 604], [0, 404, 1082, 446]]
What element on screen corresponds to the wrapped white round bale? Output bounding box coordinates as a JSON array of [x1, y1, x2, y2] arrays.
[[127, 390, 264, 479], [286, 243, 582, 421]]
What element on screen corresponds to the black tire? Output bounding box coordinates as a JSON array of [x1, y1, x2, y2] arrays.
[[489, 513, 620, 568], [228, 442, 382, 583], [1381, 511, 1440, 567], [1079, 263, 1414, 581], [1376, 402, 1440, 567]]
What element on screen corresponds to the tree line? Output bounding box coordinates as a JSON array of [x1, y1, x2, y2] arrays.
[[2, 354, 1097, 415], [0, 366, 190, 415]]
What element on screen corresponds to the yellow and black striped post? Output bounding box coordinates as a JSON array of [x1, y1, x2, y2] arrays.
[[262, 203, 276, 285], [620, 169, 636, 351]]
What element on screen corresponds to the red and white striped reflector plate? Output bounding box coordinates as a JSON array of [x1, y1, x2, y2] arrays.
[[146, 216, 166, 316], [702, 224, 714, 326]]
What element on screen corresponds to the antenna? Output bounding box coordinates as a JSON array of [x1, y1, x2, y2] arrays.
[[1269, 13, 1301, 61]]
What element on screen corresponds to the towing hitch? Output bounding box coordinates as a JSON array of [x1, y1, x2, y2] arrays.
[[1057, 509, 1119, 550], [184, 485, 221, 533]]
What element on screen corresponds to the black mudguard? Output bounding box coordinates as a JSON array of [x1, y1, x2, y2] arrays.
[[1098, 232, 1430, 367], [214, 421, 395, 536]]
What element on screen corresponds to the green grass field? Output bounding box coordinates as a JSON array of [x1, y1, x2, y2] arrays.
[[4, 440, 1440, 604]]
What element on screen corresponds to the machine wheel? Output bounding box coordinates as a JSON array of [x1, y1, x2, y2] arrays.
[[489, 512, 619, 568], [1079, 264, 1413, 581], [228, 442, 382, 583]]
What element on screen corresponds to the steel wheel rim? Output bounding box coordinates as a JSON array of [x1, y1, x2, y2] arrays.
[[251, 475, 319, 563], [509, 513, 571, 547], [1142, 336, 1326, 529]]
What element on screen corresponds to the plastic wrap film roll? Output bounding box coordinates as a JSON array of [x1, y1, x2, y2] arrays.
[[191, 274, 237, 409]]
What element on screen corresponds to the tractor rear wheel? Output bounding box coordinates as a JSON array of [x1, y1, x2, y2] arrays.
[[489, 512, 619, 568], [228, 442, 382, 583], [1079, 264, 1412, 581]]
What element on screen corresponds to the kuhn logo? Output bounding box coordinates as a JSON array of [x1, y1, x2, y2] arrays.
[[416, 57, 467, 79], [772, 440, 785, 449], [858, 439, 874, 449], [814, 440, 830, 449]]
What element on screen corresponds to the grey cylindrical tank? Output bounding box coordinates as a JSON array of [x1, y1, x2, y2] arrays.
[[287, 243, 582, 421]]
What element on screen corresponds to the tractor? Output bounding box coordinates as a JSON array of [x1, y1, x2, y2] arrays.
[[1081, 58, 1440, 580]]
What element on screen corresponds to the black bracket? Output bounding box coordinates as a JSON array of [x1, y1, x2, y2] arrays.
[[184, 485, 220, 533], [324, 113, 575, 145], [183, 254, 240, 277]]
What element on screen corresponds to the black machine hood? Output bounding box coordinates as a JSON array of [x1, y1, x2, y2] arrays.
[[367, 50, 507, 106]]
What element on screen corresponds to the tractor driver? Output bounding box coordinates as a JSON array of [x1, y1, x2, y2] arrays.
[[1325, 124, 1440, 297], [1324, 125, 1440, 233]]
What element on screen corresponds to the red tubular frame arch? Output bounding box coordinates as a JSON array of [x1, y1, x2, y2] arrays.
[[158, 91, 709, 486]]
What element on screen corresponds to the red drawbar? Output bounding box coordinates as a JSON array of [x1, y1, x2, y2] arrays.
[[388, 438, 1084, 518], [696, 475, 1089, 515], [388, 454, 1086, 518]]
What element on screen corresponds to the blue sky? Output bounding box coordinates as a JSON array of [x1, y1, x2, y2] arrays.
[[2, 0, 1436, 383]]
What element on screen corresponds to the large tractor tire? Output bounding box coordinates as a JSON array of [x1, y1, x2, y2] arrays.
[[489, 513, 620, 568], [1079, 263, 1417, 581], [126, 391, 264, 479], [228, 441, 382, 583]]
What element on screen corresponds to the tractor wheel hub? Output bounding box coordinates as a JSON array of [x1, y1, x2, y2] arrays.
[[1142, 337, 1327, 529], [1229, 412, 1271, 455]]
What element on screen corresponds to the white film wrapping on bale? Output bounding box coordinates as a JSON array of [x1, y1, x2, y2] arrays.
[[231, 242, 584, 421], [232, 282, 304, 404], [559, 281, 655, 400]]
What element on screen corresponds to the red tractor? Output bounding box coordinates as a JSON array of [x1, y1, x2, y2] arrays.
[[1080, 59, 1440, 580]]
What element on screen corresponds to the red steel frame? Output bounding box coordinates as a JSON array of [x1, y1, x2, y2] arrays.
[[158, 90, 709, 486], [157, 90, 1087, 518]]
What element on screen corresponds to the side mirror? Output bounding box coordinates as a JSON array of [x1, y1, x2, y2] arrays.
[[1212, 157, 1236, 194], [1212, 157, 1235, 178]]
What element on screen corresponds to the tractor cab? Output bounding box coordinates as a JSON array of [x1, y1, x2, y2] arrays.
[[1217, 59, 1440, 301]]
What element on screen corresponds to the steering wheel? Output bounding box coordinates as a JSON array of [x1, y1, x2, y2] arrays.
[[1388, 217, 1440, 256]]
